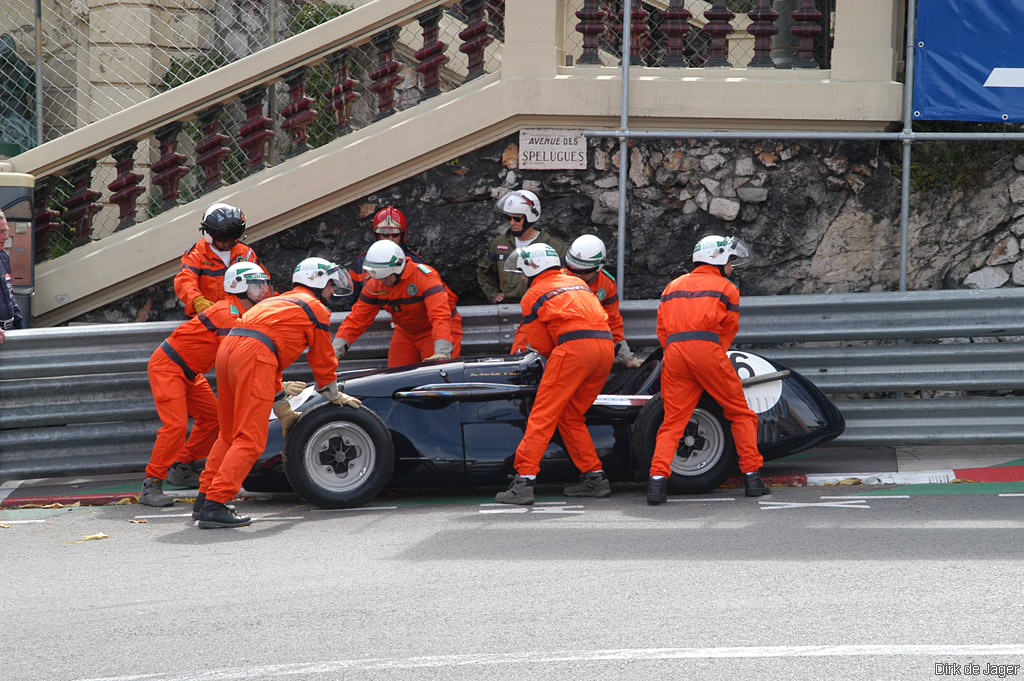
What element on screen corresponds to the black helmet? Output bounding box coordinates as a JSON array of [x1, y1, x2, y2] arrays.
[[200, 203, 246, 242]]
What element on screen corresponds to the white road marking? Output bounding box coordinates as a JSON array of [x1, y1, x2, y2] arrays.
[[820, 495, 910, 499], [0, 518, 46, 524], [999, 493, 1024, 497], [984, 67, 1024, 87], [760, 499, 870, 510], [310, 506, 398, 512], [667, 497, 736, 502], [70, 644, 1024, 681], [479, 501, 583, 515]]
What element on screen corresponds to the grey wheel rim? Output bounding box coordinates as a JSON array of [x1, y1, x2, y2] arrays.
[[303, 421, 377, 493], [670, 407, 725, 476]]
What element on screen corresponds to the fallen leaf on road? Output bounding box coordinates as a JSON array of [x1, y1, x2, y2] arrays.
[[0, 523, 10, 529], [111, 497, 135, 505], [836, 478, 864, 486], [128, 519, 148, 524], [68, 532, 109, 543]]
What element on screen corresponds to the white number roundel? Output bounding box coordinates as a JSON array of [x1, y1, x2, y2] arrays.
[[727, 350, 783, 414]]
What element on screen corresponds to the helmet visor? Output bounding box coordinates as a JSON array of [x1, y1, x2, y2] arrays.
[[374, 227, 403, 236], [503, 250, 526, 274], [728, 238, 752, 268], [246, 280, 272, 303], [327, 265, 354, 298]]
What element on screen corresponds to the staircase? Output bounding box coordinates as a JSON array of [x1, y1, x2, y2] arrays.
[[5, 0, 903, 327]]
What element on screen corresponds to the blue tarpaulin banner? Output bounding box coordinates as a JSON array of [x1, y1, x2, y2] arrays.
[[913, 0, 1024, 122]]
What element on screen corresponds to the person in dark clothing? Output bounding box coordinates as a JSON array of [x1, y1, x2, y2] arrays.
[[0, 209, 24, 342]]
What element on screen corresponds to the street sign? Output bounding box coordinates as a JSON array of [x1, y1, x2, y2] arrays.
[[913, 0, 1024, 122]]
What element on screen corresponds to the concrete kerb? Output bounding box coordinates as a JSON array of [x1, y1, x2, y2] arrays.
[[4, 466, 1024, 509]]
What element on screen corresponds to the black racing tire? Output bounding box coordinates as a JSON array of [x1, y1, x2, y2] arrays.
[[282, 401, 394, 509], [632, 392, 738, 494]]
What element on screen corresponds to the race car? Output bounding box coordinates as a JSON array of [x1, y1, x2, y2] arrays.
[[243, 349, 845, 508]]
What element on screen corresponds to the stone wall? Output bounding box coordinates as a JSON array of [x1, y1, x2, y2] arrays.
[[70, 132, 1024, 324]]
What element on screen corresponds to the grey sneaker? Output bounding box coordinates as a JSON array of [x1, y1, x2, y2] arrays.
[[563, 471, 611, 498], [139, 477, 174, 507], [495, 476, 535, 505], [166, 461, 202, 487]]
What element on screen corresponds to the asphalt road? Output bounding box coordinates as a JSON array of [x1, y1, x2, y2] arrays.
[[2, 484, 1023, 681]]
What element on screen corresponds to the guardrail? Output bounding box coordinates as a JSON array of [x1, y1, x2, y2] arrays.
[[4, 288, 1024, 480]]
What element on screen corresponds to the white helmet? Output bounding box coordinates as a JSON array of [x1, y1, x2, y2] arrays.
[[224, 262, 272, 303], [692, 235, 752, 267], [494, 189, 541, 224], [363, 240, 406, 280], [292, 257, 353, 297], [566, 234, 607, 273], [504, 243, 561, 278]]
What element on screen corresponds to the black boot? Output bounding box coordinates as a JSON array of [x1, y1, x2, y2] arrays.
[[192, 493, 236, 520], [646, 476, 667, 505], [196, 500, 251, 529], [744, 471, 771, 497]]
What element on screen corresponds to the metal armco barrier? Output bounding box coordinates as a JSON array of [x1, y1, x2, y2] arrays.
[[4, 289, 1024, 480]]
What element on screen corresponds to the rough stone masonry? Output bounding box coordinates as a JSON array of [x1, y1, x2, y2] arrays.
[[73, 133, 1024, 324]]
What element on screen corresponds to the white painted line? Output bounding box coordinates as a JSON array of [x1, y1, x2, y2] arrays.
[[806, 470, 955, 486], [310, 506, 398, 512], [985, 67, 1024, 87], [479, 507, 531, 514], [667, 498, 736, 502], [0, 518, 47, 524], [760, 500, 870, 510], [252, 516, 303, 522], [69, 644, 1024, 681], [529, 505, 584, 515], [479, 501, 568, 507], [134, 513, 193, 519], [999, 493, 1024, 497], [820, 495, 910, 499]]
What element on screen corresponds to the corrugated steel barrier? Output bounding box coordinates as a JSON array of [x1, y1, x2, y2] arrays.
[[4, 288, 1024, 480]]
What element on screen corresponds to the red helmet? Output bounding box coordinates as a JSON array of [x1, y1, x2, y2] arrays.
[[372, 205, 408, 243]]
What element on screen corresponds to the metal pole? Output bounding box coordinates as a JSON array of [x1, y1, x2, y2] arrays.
[[267, 0, 279, 167], [616, 0, 632, 297], [899, 0, 918, 293], [33, 0, 44, 146]]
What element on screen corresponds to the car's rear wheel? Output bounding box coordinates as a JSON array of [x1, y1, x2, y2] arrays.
[[283, 402, 394, 509], [632, 393, 738, 494]]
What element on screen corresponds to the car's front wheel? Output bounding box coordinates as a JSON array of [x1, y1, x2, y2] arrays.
[[283, 402, 394, 509], [632, 393, 738, 494]]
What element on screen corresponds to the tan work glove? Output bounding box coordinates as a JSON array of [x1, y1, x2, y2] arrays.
[[317, 381, 362, 409], [272, 398, 301, 438], [615, 340, 643, 368], [281, 381, 307, 397], [424, 339, 454, 362], [333, 337, 349, 360], [192, 296, 214, 313]]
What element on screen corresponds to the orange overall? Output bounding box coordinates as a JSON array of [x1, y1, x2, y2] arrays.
[[511, 269, 624, 352], [145, 297, 245, 480], [513, 269, 614, 477], [649, 264, 762, 477], [173, 240, 269, 316], [199, 288, 338, 505], [348, 247, 426, 301], [337, 260, 463, 366]]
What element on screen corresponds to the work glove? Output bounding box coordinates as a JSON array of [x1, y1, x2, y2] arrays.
[[317, 381, 362, 409], [192, 296, 214, 314], [615, 340, 643, 369], [281, 381, 306, 397], [272, 396, 301, 438], [333, 336, 349, 360], [424, 339, 454, 362]]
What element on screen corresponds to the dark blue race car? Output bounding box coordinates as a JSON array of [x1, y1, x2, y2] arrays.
[[243, 349, 844, 508]]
